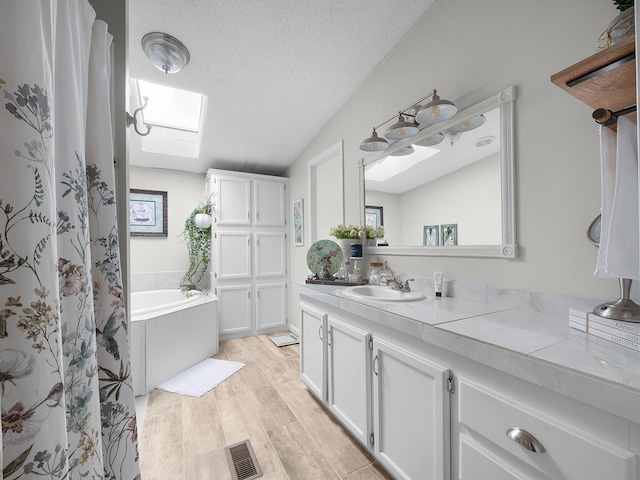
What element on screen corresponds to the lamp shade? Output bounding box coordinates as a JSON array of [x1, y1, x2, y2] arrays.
[[142, 32, 190, 74], [416, 90, 457, 125], [360, 128, 389, 152], [385, 112, 419, 139]]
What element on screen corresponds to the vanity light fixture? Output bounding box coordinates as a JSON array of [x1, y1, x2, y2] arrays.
[[359, 89, 456, 152], [415, 90, 458, 124], [142, 32, 190, 74], [360, 127, 389, 152], [385, 112, 419, 139]]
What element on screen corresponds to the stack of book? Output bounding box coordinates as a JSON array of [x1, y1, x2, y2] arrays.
[[569, 308, 640, 352]]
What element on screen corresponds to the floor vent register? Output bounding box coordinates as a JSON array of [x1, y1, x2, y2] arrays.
[[225, 439, 263, 480]]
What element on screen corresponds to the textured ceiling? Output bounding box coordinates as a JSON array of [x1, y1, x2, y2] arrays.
[[127, 0, 435, 174]]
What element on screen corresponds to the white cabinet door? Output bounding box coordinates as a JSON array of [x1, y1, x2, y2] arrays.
[[217, 285, 252, 336], [300, 303, 327, 402], [372, 338, 450, 480], [327, 316, 371, 447], [253, 179, 286, 226], [254, 232, 286, 277], [215, 176, 251, 225], [215, 231, 251, 280], [255, 282, 287, 330]]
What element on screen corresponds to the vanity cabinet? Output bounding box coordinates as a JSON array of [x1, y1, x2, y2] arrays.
[[207, 169, 289, 339], [299, 300, 452, 480], [455, 377, 637, 480]]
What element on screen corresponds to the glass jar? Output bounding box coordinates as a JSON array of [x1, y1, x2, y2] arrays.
[[378, 261, 394, 285], [368, 262, 383, 285]]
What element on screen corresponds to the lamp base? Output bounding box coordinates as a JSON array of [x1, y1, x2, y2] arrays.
[[593, 297, 640, 323]]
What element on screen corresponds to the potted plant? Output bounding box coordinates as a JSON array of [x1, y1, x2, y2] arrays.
[[600, 0, 634, 48], [180, 198, 213, 294]]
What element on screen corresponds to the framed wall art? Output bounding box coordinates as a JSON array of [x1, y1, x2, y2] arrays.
[[365, 205, 384, 229], [129, 189, 168, 237], [293, 198, 304, 246], [423, 225, 439, 246], [441, 223, 458, 246]]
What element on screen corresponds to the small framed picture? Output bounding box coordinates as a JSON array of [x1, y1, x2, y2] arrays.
[[365, 205, 384, 229], [423, 225, 439, 246], [293, 198, 304, 246], [129, 189, 168, 237], [441, 224, 458, 246]]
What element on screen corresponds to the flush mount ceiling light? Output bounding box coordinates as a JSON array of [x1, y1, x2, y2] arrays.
[[142, 32, 190, 74], [385, 112, 419, 140], [416, 90, 458, 125], [360, 128, 389, 152], [447, 114, 486, 133], [359, 89, 457, 152], [475, 136, 495, 147]]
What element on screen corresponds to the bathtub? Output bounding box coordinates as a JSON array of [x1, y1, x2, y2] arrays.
[[130, 289, 218, 395]]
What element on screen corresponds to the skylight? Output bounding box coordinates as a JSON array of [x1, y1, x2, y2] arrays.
[[134, 79, 207, 158], [366, 146, 440, 182], [137, 79, 203, 132]]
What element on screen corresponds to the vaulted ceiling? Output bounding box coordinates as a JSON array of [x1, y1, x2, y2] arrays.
[[127, 1, 435, 174]]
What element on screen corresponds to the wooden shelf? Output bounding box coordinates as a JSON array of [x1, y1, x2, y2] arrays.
[[551, 36, 636, 128]]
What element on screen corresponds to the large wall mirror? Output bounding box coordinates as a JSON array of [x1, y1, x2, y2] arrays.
[[360, 86, 516, 258]]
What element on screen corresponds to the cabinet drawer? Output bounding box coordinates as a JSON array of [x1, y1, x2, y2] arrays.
[[458, 377, 636, 480]]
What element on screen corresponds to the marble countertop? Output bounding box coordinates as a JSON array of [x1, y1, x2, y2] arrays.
[[295, 282, 640, 424]]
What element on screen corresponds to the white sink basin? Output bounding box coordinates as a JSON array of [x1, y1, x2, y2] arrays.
[[342, 285, 426, 302]]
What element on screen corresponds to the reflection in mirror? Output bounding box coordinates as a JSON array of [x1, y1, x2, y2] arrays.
[[361, 87, 516, 258]]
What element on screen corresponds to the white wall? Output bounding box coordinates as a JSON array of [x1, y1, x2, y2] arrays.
[[286, 0, 624, 330], [129, 166, 205, 274]]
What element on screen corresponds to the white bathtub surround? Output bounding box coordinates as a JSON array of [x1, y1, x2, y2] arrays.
[[130, 289, 218, 395]]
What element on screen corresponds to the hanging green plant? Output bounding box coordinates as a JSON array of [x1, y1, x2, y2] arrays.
[[180, 198, 213, 294], [613, 0, 633, 11]]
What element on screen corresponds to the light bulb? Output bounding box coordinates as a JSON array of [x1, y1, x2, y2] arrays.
[[397, 127, 405, 136], [431, 105, 440, 118], [371, 142, 378, 149]]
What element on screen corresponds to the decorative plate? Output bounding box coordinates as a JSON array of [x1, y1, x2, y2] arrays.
[[306, 239, 344, 276]]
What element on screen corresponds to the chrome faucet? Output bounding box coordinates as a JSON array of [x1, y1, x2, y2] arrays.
[[388, 278, 414, 292]]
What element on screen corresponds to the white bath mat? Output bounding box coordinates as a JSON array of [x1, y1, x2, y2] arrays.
[[157, 358, 245, 397]]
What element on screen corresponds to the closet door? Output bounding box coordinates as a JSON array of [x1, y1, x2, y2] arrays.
[[215, 231, 251, 280], [253, 179, 286, 226], [254, 232, 286, 277], [255, 282, 287, 330], [215, 176, 251, 225], [217, 285, 252, 337]]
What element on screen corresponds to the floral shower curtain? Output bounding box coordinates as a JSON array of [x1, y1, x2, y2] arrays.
[[0, 1, 141, 478]]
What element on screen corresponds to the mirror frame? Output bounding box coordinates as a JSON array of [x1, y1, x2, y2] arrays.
[[359, 86, 517, 258]]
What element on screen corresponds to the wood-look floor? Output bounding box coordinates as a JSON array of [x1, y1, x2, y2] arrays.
[[139, 333, 393, 480]]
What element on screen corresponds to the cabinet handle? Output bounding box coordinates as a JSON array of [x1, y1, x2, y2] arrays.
[[318, 325, 323, 341], [372, 355, 378, 376], [506, 427, 546, 453], [327, 327, 332, 346]]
